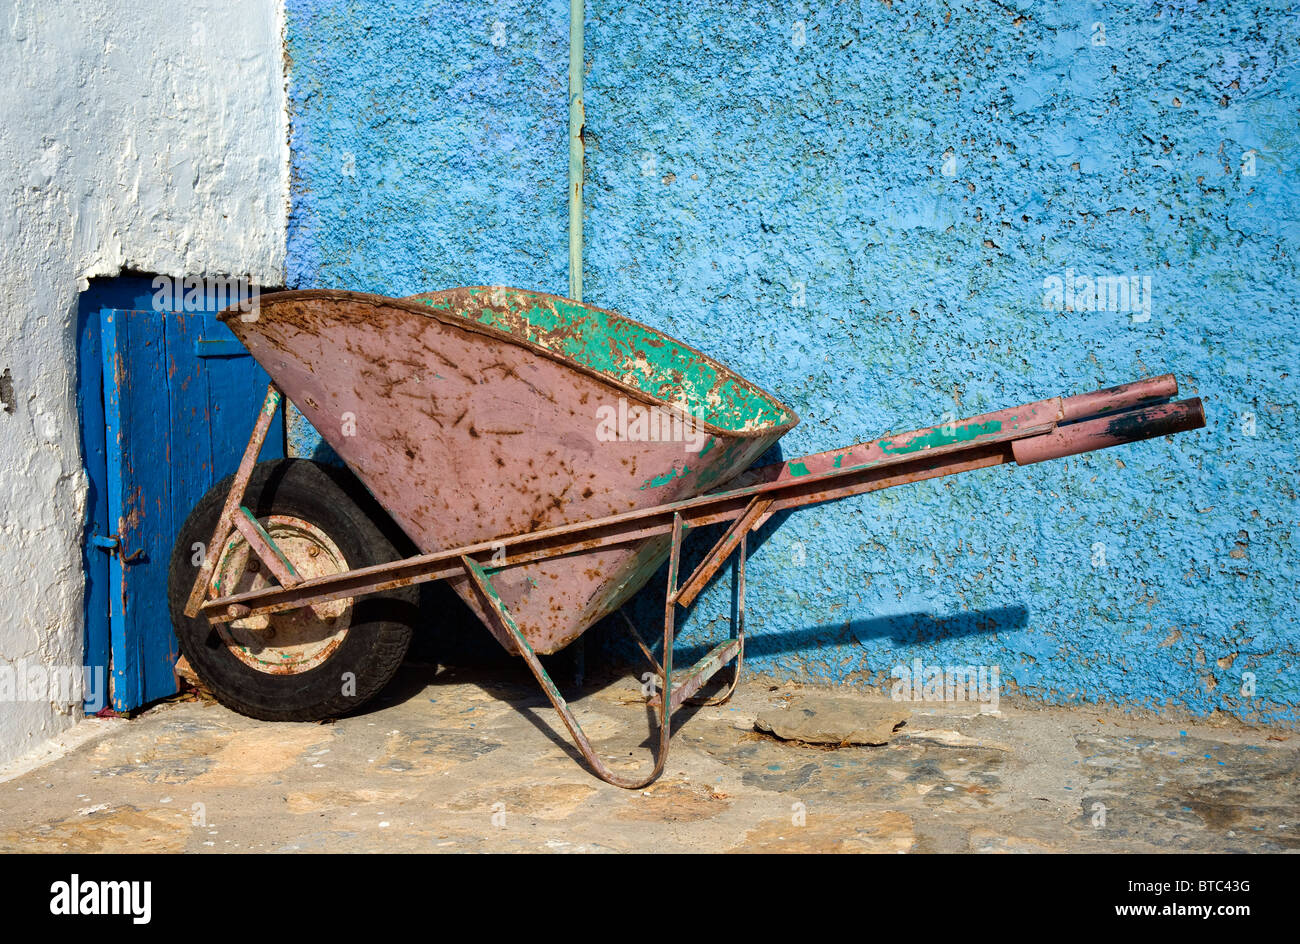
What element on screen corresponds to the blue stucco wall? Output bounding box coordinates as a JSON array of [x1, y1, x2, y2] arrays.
[[285, 0, 569, 294], [285, 1, 1299, 723]]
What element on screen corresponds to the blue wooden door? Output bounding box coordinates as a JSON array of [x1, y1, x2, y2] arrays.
[[85, 294, 283, 711]]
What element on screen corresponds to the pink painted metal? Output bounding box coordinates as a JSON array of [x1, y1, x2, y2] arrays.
[[221, 289, 797, 654], [673, 496, 771, 608], [457, 512, 685, 790], [230, 508, 302, 588], [183, 384, 284, 618], [1059, 373, 1178, 422]]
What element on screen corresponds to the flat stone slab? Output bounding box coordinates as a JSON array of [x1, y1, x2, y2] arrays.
[[755, 694, 910, 745]]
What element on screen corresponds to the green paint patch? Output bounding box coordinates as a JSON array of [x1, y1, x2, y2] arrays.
[[880, 418, 1003, 455], [788, 460, 811, 477], [418, 287, 795, 434], [694, 438, 749, 489], [642, 465, 691, 489]]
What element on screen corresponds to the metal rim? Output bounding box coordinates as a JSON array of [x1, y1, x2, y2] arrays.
[[225, 288, 801, 439], [210, 515, 353, 675]]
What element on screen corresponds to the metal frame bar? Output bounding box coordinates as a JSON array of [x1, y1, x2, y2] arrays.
[[674, 495, 771, 609], [489, 505, 755, 785], [624, 523, 751, 712], [184, 384, 285, 617], [231, 507, 301, 588], [686, 531, 748, 708], [183, 384, 301, 617]]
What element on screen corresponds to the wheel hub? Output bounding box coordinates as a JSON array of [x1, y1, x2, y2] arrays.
[[209, 515, 352, 674]]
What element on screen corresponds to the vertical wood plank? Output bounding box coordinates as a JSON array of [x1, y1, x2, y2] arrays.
[[78, 304, 111, 708]]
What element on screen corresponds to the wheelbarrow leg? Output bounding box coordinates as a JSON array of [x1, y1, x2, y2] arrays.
[[618, 528, 749, 708], [622, 496, 764, 709], [459, 511, 685, 790], [688, 531, 748, 707]]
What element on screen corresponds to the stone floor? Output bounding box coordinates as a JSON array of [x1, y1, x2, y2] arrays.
[[0, 663, 1296, 853]]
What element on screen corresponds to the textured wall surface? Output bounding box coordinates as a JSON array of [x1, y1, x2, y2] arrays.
[[285, 0, 569, 294], [286, 1, 1298, 723], [0, 0, 288, 764]]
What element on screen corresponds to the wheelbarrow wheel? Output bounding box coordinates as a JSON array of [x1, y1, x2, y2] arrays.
[[167, 459, 418, 722]]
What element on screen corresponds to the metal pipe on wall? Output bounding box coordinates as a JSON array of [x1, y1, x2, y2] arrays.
[[568, 0, 586, 685], [568, 0, 584, 303]]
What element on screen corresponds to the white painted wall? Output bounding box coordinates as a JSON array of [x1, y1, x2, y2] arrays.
[[0, 0, 288, 765]]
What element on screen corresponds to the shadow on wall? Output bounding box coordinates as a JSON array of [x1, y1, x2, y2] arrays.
[[603, 594, 1030, 669], [745, 605, 1030, 659]]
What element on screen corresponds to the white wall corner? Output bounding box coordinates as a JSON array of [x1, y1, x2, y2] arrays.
[[0, 0, 290, 765]]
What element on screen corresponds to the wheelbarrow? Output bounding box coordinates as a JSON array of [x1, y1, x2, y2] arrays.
[[169, 286, 1205, 788]]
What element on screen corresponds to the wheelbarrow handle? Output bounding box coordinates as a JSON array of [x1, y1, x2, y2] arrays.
[[1013, 397, 1205, 465], [1059, 373, 1179, 422]]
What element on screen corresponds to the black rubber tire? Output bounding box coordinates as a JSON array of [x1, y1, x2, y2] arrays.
[[168, 459, 418, 721]]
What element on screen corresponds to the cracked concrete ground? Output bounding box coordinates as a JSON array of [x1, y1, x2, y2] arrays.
[[0, 663, 1295, 853]]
